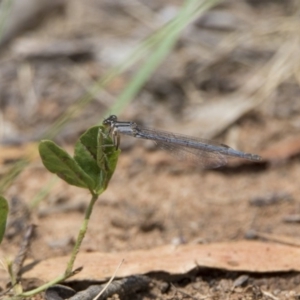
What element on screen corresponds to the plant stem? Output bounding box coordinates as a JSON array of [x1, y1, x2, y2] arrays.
[[64, 192, 98, 276], [19, 268, 79, 297], [7, 260, 22, 296], [16, 191, 99, 298]]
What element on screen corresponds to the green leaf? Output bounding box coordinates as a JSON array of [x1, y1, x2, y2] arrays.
[[39, 140, 95, 190], [96, 128, 120, 192], [74, 125, 120, 194], [74, 126, 102, 186], [0, 196, 8, 244]]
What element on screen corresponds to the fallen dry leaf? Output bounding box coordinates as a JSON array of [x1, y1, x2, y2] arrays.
[[260, 135, 300, 163], [22, 241, 300, 282]]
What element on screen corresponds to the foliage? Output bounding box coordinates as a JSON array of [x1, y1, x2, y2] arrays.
[[0, 195, 8, 244], [39, 125, 120, 194]]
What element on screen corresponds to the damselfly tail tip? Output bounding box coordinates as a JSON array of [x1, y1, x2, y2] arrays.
[[247, 153, 262, 162]]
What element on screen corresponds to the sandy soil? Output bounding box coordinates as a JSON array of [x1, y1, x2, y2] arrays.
[[1, 0, 300, 299]]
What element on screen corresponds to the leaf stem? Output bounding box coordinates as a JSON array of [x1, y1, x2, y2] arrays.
[[19, 268, 79, 297], [64, 191, 99, 276], [16, 192, 99, 298]]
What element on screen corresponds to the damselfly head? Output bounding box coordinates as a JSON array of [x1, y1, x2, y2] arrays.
[[103, 115, 118, 127]]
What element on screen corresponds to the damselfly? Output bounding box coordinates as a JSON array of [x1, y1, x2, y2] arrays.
[[103, 115, 261, 169]]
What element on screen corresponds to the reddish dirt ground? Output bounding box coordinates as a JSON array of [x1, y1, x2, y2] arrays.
[[1, 0, 300, 299]]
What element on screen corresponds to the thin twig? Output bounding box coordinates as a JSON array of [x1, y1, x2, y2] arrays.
[[92, 259, 124, 300], [68, 275, 150, 300], [12, 224, 36, 281]]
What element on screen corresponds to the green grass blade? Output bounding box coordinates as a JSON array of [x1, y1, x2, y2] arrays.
[[30, 176, 58, 209], [107, 0, 221, 115], [0, 0, 13, 42], [0, 159, 29, 193], [0, 195, 9, 244]]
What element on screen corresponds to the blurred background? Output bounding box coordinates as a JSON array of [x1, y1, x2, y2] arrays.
[[1, 0, 300, 291]]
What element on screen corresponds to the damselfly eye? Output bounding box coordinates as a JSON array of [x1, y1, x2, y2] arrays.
[[103, 115, 118, 125]]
